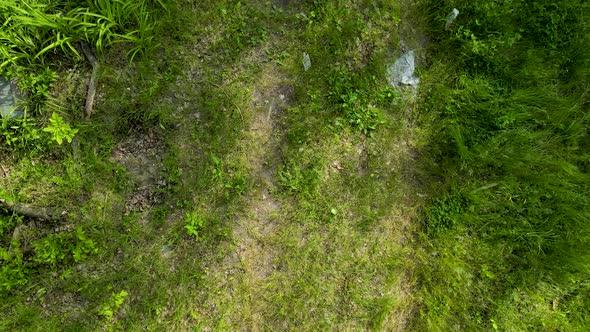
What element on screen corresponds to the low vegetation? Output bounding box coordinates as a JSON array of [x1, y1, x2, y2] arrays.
[[0, 0, 588, 330], [414, 0, 590, 330]]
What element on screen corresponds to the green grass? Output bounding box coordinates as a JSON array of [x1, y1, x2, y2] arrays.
[[411, 0, 590, 330], [1, 0, 589, 330]]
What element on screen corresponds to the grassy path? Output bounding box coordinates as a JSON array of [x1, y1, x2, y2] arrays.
[[185, 1, 428, 329], [195, 57, 290, 329]]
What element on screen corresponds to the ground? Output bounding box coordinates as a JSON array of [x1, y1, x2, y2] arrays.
[[1, 0, 439, 330], [3, 0, 589, 331]]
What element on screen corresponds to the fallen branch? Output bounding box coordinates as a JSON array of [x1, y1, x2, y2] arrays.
[[0, 198, 58, 222], [80, 42, 99, 119]]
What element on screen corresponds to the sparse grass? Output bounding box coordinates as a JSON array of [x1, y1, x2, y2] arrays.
[[1, 0, 420, 328]]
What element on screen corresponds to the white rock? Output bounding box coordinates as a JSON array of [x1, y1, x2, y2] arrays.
[[386, 50, 419, 88], [446, 8, 460, 29]]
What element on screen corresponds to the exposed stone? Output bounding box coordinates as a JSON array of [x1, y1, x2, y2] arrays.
[[0, 76, 22, 118]]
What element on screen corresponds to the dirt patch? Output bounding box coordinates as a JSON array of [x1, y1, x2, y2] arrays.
[[197, 59, 294, 328], [232, 68, 290, 285], [110, 128, 167, 213]]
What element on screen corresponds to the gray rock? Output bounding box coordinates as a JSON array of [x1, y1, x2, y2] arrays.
[[0, 76, 23, 118], [302, 52, 311, 71], [386, 50, 419, 88]]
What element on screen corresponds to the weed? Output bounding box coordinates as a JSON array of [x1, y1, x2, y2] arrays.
[[34, 227, 97, 267], [184, 212, 205, 239], [0, 250, 28, 295], [7, 66, 58, 115], [42, 112, 78, 145], [0, 118, 44, 152], [98, 290, 128, 320], [265, 48, 291, 66], [218, 2, 268, 58], [209, 154, 248, 197], [425, 192, 466, 234], [210, 154, 223, 182], [326, 65, 396, 136], [34, 233, 68, 268], [278, 162, 321, 199], [71, 227, 98, 262]]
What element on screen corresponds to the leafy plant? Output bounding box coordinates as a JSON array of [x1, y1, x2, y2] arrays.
[[8, 66, 59, 114], [0, 117, 43, 151], [225, 174, 247, 195], [210, 154, 223, 181], [71, 227, 98, 263], [0, 248, 28, 294], [184, 212, 205, 239], [34, 233, 68, 268], [98, 290, 128, 320], [34, 227, 97, 267], [42, 112, 78, 145]]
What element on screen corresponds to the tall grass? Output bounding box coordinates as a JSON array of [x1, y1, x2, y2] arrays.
[[415, 0, 590, 330], [0, 0, 168, 150], [0, 0, 167, 70]]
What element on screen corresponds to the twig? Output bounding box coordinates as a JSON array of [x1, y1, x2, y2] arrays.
[[0, 198, 59, 222], [0, 163, 7, 178], [80, 42, 99, 119]]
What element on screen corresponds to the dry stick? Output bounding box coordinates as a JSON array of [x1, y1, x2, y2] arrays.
[[80, 42, 99, 119], [0, 198, 57, 222], [0, 163, 7, 178]]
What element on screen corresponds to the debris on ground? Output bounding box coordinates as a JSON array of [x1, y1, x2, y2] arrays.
[[386, 50, 420, 88], [302, 52, 311, 71], [445, 8, 460, 29]]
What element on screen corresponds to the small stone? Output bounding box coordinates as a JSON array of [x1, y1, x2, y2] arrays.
[[302, 52, 311, 71], [0, 76, 22, 118]]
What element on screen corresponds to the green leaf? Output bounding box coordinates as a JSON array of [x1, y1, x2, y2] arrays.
[[43, 112, 78, 145]]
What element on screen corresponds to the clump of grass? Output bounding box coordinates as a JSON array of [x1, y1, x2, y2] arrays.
[[0, 0, 167, 70], [0, 0, 168, 154], [413, 0, 590, 330]]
